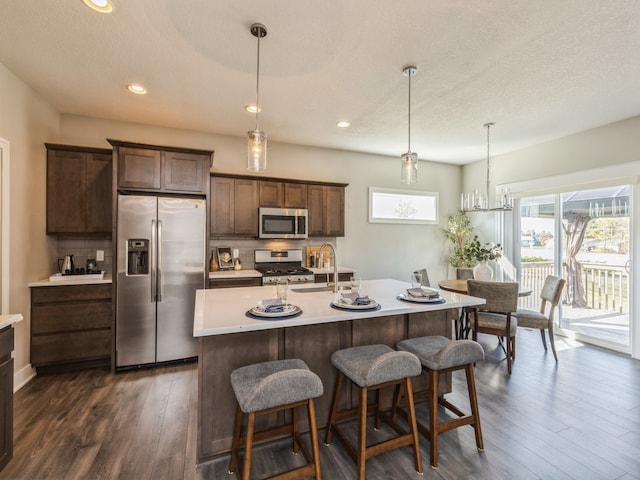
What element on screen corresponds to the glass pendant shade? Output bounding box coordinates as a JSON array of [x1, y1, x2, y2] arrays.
[[247, 129, 267, 172], [400, 151, 418, 184]]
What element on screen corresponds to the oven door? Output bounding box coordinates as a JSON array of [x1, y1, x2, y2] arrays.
[[259, 208, 308, 239]]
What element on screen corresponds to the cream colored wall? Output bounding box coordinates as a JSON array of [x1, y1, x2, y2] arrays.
[[60, 114, 463, 283], [0, 63, 59, 386]]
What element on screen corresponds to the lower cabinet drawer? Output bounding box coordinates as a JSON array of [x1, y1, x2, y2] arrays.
[[31, 302, 111, 335], [0, 327, 13, 361], [31, 329, 111, 366], [209, 277, 262, 288]]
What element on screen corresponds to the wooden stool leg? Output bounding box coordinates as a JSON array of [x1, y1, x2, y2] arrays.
[[357, 386, 368, 480], [429, 369, 439, 468], [465, 364, 484, 451], [404, 377, 423, 474], [292, 405, 300, 453], [374, 388, 382, 430], [324, 372, 344, 445], [308, 398, 322, 480], [228, 405, 243, 475], [242, 412, 256, 480]]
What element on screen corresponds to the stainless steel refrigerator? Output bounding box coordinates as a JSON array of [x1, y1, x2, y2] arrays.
[[116, 194, 206, 368]]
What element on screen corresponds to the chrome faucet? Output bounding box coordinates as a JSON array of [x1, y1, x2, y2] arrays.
[[319, 242, 338, 293]]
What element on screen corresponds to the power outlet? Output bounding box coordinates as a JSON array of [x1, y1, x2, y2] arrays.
[[96, 250, 104, 261]]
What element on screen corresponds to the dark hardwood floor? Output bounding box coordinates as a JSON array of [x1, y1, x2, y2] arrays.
[[1, 329, 639, 480]]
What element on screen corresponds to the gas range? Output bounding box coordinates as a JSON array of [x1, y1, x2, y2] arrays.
[[254, 249, 315, 285]]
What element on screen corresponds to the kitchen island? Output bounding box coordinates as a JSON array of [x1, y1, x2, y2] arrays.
[[193, 278, 484, 464]]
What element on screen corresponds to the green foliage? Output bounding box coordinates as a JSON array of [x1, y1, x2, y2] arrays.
[[443, 209, 502, 266], [467, 236, 502, 262], [443, 210, 475, 267]]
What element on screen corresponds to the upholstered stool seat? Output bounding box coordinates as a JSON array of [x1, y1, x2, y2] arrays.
[[229, 359, 323, 480], [324, 344, 423, 479], [396, 336, 485, 468]]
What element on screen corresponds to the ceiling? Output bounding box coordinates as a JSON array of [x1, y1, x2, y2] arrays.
[[1, 1, 639, 165]]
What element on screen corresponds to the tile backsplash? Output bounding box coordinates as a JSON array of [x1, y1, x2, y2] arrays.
[[55, 237, 336, 274], [56, 237, 112, 274]]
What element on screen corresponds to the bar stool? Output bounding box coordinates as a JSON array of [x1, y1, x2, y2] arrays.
[[396, 336, 484, 468], [229, 358, 324, 480], [324, 344, 423, 479]]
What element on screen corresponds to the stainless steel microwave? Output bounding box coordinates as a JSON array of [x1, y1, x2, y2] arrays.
[[259, 207, 308, 239]]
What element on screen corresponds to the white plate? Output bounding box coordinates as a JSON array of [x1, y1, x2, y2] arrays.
[[249, 304, 301, 318], [397, 293, 444, 303], [331, 299, 379, 310]]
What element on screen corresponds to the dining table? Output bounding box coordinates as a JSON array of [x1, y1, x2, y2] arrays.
[[437, 279, 532, 339]]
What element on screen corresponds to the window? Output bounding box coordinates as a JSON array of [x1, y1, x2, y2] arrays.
[[368, 187, 438, 224]]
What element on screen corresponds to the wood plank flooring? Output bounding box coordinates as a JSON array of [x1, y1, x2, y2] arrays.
[[1, 329, 639, 480]]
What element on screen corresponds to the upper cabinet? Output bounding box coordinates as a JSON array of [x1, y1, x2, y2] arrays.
[[46, 143, 112, 235], [108, 139, 213, 195], [259, 181, 308, 209], [210, 177, 258, 236], [211, 174, 346, 237], [308, 184, 345, 237]]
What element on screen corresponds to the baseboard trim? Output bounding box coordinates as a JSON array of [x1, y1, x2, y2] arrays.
[[14, 363, 36, 392]]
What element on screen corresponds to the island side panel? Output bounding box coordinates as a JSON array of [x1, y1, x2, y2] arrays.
[[197, 329, 279, 464], [283, 320, 350, 431]]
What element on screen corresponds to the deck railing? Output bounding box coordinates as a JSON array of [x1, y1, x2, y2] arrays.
[[519, 261, 629, 313]]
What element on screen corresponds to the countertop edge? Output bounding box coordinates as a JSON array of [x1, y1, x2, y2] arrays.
[[0, 313, 23, 330], [28, 275, 113, 287]]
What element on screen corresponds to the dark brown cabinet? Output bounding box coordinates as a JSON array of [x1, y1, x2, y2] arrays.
[[211, 174, 345, 237], [308, 185, 345, 236], [46, 144, 112, 234], [259, 181, 308, 208], [30, 284, 112, 370], [109, 139, 213, 195], [209, 277, 262, 289], [259, 181, 283, 207], [0, 327, 14, 471], [210, 176, 258, 236]]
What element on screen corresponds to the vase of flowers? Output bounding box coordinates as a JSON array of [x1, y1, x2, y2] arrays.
[[468, 236, 502, 281]]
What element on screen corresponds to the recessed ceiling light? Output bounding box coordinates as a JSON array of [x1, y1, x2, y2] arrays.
[[245, 105, 260, 113], [336, 121, 351, 128], [127, 84, 147, 95], [82, 0, 113, 13]]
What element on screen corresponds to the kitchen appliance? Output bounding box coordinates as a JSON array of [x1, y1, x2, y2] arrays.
[[116, 194, 206, 368], [58, 255, 74, 273], [254, 249, 314, 285], [259, 207, 308, 239]]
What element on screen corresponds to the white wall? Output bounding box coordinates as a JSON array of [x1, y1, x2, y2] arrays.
[[60, 114, 463, 284], [0, 62, 59, 387]]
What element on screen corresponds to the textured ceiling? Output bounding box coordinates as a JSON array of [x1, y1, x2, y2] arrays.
[[1, 0, 639, 164]]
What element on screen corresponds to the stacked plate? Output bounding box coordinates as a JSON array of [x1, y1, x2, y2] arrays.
[[331, 292, 379, 310], [397, 287, 445, 304], [247, 299, 302, 319]]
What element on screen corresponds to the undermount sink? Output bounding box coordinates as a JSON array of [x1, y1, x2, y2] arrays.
[[290, 286, 335, 293]]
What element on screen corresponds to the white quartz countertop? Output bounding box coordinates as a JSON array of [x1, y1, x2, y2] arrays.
[[28, 274, 113, 287], [194, 278, 485, 337], [0, 313, 23, 330], [209, 269, 261, 279]]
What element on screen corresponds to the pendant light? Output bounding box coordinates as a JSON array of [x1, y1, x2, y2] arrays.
[[461, 122, 512, 212], [247, 23, 267, 172], [400, 65, 418, 184]]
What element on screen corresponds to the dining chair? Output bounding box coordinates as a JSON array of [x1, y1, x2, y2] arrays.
[[413, 268, 431, 287], [467, 280, 519, 374], [514, 275, 566, 362]]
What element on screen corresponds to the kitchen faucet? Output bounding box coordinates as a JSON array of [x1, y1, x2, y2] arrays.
[[319, 242, 338, 293]]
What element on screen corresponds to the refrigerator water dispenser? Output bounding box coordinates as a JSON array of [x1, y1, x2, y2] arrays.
[[127, 239, 149, 275]]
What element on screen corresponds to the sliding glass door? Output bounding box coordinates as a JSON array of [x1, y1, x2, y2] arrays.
[[519, 185, 631, 351]]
